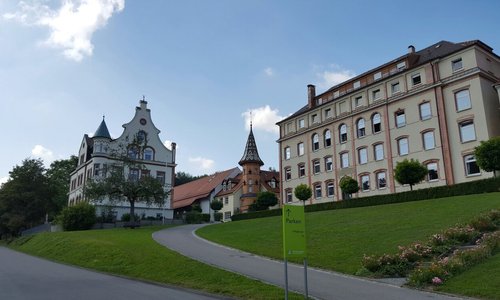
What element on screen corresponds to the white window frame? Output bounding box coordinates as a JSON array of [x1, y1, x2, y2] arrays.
[[419, 102, 431, 120], [423, 131, 435, 150], [455, 90, 472, 112], [464, 155, 481, 176], [358, 147, 368, 165], [452, 58, 463, 72], [340, 152, 349, 169], [298, 142, 305, 156], [459, 121, 476, 143], [374, 144, 384, 161], [427, 162, 439, 182], [398, 137, 409, 156], [361, 175, 370, 191], [376, 172, 387, 189]]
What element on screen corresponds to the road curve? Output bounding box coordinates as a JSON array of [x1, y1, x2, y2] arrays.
[[153, 224, 464, 300], [0, 246, 223, 300]]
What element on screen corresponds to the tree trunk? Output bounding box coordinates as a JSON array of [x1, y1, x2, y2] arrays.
[[410, 184, 413, 191], [130, 200, 136, 229]]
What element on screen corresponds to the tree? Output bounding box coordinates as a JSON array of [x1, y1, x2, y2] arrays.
[[475, 137, 500, 177], [58, 202, 96, 231], [175, 172, 208, 186], [210, 200, 223, 212], [340, 176, 359, 199], [294, 184, 312, 205], [46, 156, 78, 218], [0, 159, 51, 237], [394, 159, 428, 190], [251, 191, 278, 211], [84, 140, 169, 228]]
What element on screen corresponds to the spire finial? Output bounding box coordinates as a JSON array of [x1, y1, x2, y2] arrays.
[[102, 115, 105, 121], [250, 111, 253, 130], [142, 95, 146, 101]]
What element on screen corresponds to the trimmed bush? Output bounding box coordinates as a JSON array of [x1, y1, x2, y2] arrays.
[[57, 203, 96, 231], [185, 212, 210, 224], [214, 212, 222, 222], [121, 213, 140, 222]]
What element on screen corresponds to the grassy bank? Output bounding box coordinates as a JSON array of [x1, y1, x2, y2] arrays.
[[197, 192, 500, 274], [9, 226, 302, 300]]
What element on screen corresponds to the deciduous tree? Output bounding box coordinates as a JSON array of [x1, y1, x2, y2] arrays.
[[394, 159, 428, 191], [294, 184, 312, 205], [475, 137, 500, 177]]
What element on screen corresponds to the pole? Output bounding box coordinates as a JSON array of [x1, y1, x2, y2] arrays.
[[284, 258, 289, 300], [304, 258, 309, 299]]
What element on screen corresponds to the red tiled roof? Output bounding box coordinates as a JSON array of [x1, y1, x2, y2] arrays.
[[172, 167, 239, 209]]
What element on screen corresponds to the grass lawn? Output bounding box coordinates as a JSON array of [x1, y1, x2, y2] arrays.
[[197, 192, 500, 274], [9, 225, 303, 300], [436, 253, 500, 300]]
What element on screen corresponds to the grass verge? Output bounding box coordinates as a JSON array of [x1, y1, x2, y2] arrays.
[[8, 225, 302, 300], [436, 253, 500, 300], [197, 192, 500, 274]]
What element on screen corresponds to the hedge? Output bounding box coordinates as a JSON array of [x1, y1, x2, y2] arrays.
[[185, 212, 210, 224], [231, 177, 500, 222]]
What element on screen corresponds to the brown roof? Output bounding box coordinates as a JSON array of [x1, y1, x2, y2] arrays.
[[172, 167, 240, 209], [215, 170, 280, 197]]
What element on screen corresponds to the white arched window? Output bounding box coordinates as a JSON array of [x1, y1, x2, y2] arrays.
[[357, 118, 365, 137], [339, 124, 347, 143], [372, 113, 381, 133]]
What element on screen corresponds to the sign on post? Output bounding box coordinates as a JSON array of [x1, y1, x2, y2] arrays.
[[282, 204, 306, 258]]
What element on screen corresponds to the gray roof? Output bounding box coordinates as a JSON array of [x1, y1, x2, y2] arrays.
[[239, 125, 264, 166], [93, 119, 111, 139]]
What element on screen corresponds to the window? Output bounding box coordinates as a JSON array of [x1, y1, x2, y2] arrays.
[[374, 144, 384, 161], [325, 108, 332, 119], [397, 62, 406, 70], [286, 189, 293, 203], [357, 118, 366, 138], [419, 102, 431, 120], [285, 167, 291, 181], [297, 142, 304, 156], [128, 146, 139, 159], [340, 152, 349, 168], [452, 58, 463, 72], [455, 90, 471, 111], [286, 122, 293, 134], [353, 81, 361, 89], [129, 169, 139, 182], [94, 163, 100, 176], [339, 124, 348, 143], [298, 164, 305, 177], [376, 172, 387, 189], [398, 137, 409, 155], [156, 171, 165, 185], [427, 163, 438, 181], [372, 113, 381, 133], [144, 148, 154, 160], [459, 121, 476, 143], [327, 182, 334, 197], [361, 175, 370, 191], [298, 119, 305, 129], [141, 169, 150, 178], [324, 130, 332, 147], [284, 147, 291, 160], [395, 110, 406, 128], [316, 98, 323, 105], [355, 96, 363, 107], [358, 147, 368, 164], [313, 160, 320, 174], [464, 155, 480, 176], [137, 130, 146, 143], [373, 89, 381, 100], [312, 114, 319, 124], [423, 131, 435, 150], [312, 134, 319, 151], [314, 184, 322, 199], [325, 156, 333, 172], [412, 73, 421, 85], [374, 72, 382, 80], [224, 212, 231, 220], [391, 82, 400, 94]]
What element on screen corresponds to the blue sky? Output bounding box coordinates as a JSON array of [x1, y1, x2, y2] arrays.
[[1, 0, 499, 184]]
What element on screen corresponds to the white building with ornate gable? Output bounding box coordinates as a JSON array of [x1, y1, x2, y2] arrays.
[[68, 99, 176, 220]]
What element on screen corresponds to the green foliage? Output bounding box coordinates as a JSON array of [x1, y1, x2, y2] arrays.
[[46, 156, 78, 218], [174, 172, 208, 186], [191, 203, 202, 213], [185, 211, 210, 224], [210, 200, 223, 212], [121, 213, 140, 222], [474, 136, 500, 174], [294, 184, 312, 202], [232, 209, 281, 221], [251, 191, 278, 211], [57, 202, 96, 231], [394, 158, 428, 190], [214, 212, 222, 222], [0, 158, 51, 237], [339, 176, 360, 196]]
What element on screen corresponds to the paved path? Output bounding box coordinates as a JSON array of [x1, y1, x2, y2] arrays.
[[0, 246, 223, 300], [153, 224, 465, 300]]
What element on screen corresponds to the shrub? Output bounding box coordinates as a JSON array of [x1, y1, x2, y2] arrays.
[[214, 212, 222, 222], [443, 225, 480, 245], [185, 212, 210, 224], [121, 213, 140, 222], [361, 253, 412, 277], [469, 214, 497, 232], [408, 262, 448, 287], [58, 203, 96, 231]]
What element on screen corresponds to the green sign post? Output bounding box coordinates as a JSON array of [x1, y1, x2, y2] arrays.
[[282, 204, 307, 299]]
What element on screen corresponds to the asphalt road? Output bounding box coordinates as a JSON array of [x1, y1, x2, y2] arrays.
[[0, 246, 223, 300], [153, 224, 465, 300]]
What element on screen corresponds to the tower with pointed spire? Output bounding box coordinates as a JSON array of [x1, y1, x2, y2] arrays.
[[238, 123, 265, 212]]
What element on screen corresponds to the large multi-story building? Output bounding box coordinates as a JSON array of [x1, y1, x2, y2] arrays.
[[277, 40, 500, 205], [68, 99, 177, 220]]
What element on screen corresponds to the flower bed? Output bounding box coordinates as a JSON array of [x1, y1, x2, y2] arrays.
[[359, 209, 500, 288]]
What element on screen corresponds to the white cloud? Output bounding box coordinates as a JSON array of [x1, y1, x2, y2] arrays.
[[163, 140, 176, 150], [316, 65, 356, 89], [31, 144, 55, 163], [264, 67, 274, 77], [242, 105, 283, 134], [188, 157, 215, 172], [4, 0, 125, 61]]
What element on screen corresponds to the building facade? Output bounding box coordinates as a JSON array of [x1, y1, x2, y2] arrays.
[[68, 99, 177, 220], [277, 40, 500, 205]]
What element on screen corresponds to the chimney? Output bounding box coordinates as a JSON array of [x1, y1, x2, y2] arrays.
[[408, 45, 415, 54], [307, 84, 316, 108]]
